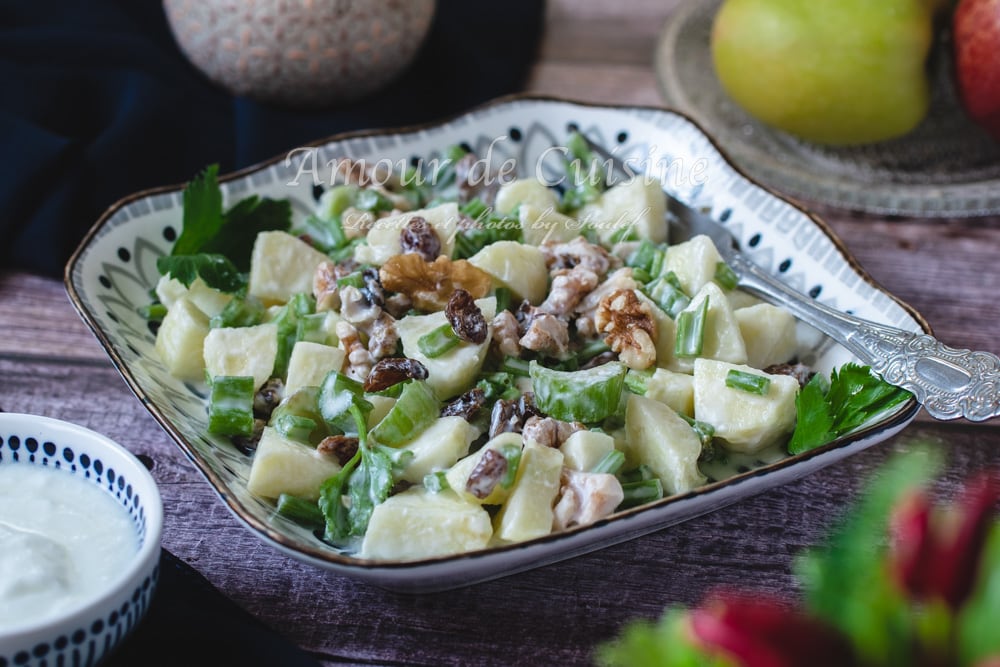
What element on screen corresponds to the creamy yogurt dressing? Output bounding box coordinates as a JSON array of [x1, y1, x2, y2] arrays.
[[0, 464, 138, 628]]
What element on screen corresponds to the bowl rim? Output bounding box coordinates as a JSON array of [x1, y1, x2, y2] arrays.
[[0, 412, 163, 640], [61, 93, 928, 575]]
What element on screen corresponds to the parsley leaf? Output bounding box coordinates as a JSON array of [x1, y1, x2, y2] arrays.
[[155, 253, 245, 293], [172, 164, 223, 256], [165, 165, 292, 290], [346, 445, 394, 536], [788, 364, 912, 455], [788, 373, 834, 454]]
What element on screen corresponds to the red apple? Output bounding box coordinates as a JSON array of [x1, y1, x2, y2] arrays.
[[953, 0, 1000, 140]]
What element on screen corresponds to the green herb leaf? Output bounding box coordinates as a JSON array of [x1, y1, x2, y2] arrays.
[[202, 196, 292, 271], [173, 164, 223, 256], [787, 373, 835, 455], [789, 365, 912, 455], [319, 453, 359, 543], [346, 442, 394, 536], [156, 253, 246, 293]]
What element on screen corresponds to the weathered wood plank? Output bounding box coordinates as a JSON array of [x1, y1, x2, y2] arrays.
[[1, 354, 998, 665]]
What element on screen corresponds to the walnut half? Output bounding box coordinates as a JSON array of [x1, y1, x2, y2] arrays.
[[594, 288, 658, 370], [379, 254, 492, 312]]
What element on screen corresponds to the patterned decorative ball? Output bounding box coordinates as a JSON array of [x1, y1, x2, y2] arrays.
[[162, 0, 437, 108]]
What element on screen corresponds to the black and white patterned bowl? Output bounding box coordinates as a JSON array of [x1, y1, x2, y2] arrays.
[[65, 95, 928, 592], [0, 413, 163, 667]]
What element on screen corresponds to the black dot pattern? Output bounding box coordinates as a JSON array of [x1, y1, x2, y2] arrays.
[[0, 427, 158, 666]]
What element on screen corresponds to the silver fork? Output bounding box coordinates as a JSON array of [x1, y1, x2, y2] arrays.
[[581, 134, 1000, 422]]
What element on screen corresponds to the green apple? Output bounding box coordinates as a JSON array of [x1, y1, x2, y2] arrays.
[[710, 0, 942, 145]]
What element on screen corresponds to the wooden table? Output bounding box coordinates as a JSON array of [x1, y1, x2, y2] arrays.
[[4, 1, 1000, 664]]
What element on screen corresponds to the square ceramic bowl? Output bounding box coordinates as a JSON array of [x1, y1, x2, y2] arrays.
[[65, 95, 927, 592], [0, 413, 163, 666]]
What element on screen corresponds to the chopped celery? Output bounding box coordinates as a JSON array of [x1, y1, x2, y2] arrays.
[[270, 386, 326, 445], [529, 360, 627, 423], [369, 380, 439, 447], [590, 449, 626, 475], [498, 442, 523, 489], [210, 294, 265, 329], [678, 413, 716, 448], [502, 356, 532, 377], [316, 184, 358, 221], [272, 414, 318, 444], [418, 323, 461, 358], [423, 471, 451, 493], [715, 261, 739, 290], [619, 478, 663, 509], [646, 272, 690, 319], [296, 313, 333, 345], [272, 292, 317, 378], [624, 368, 654, 396], [674, 296, 709, 357], [208, 375, 255, 437], [725, 369, 771, 395]]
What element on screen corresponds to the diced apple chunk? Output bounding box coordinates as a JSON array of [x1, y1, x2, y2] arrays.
[[693, 358, 799, 454], [354, 203, 461, 265], [494, 442, 564, 543], [284, 341, 346, 395], [560, 430, 617, 472], [156, 272, 236, 316], [155, 296, 210, 381], [735, 303, 798, 369], [577, 178, 667, 244], [645, 368, 695, 417], [203, 322, 279, 391], [664, 234, 726, 296], [395, 416, 476, 484], [360, 487, 493, 561], [494, 178, 559, 216], [397, 297, 496, 399], [247, 426, 341, 501], [248, 231, 331, 305], [624, 393, 706, 496], [446, 432, 523, 506], [468, 241, 549, 305]]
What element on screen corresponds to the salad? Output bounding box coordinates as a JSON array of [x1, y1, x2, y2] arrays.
[[146, 134, 911, 561]]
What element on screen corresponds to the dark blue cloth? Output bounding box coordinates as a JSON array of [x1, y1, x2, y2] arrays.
[[0, 0, 544, 278], [107, 549, 323, 667]]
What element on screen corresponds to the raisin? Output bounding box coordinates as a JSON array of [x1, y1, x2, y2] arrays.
[[441, 387, 487, 421], [446, 289, 487, 343], [364, 357, 429, 393], [400, 216, 441, 261], [317, 435, 360, 466]]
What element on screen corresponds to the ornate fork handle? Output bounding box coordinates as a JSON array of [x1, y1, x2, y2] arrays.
[[732, 253, 1000, 422]]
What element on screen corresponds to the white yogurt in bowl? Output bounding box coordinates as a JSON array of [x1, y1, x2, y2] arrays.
[[0, 465, 139, 627], [0, 413, 163, 667]]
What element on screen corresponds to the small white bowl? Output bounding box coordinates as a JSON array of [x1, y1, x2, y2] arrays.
[[0, 413, 163, 667]]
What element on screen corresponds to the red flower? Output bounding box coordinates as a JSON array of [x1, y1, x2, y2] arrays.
[[888, 472, 1000, 609], [689, 589, 856, 667]]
